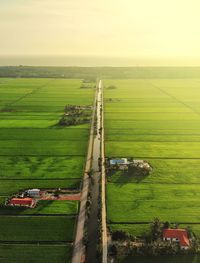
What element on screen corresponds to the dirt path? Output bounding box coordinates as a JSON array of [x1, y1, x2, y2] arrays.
[[40, 194, 80, 201], [71, 83, 98, 263]]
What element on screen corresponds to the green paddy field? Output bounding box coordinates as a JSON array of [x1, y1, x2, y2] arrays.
[[0, 244, 72, 263], [0, 78, 94, 262], [104, 79, 200, 238]]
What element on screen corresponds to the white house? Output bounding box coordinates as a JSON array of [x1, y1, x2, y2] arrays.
[[27, 189, 41, 197], [109, 158, 129, 166]]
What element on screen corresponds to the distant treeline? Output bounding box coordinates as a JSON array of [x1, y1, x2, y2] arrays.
[[1, 66, 200, 79]]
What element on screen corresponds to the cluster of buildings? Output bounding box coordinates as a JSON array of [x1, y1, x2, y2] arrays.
[[109, 158, 129, 170], [109, 158, 190, 249], [8, 189, 41, 208], [109, 158, 152, 172]]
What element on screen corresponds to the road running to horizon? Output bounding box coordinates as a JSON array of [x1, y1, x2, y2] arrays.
[[86, 80, 102, 262], [72, 83, 97, 263], [101, 80, 108, 263], [72, 80, 107, 263]]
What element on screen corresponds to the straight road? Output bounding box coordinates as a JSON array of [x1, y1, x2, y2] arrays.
[[72, 80, 108, 263], [100, 80, 108, 263], [86, 80, 102, 262], [72, 84, 98, 263]]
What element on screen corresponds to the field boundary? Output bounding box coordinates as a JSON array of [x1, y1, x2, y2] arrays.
[[6, 80, 54, 107]]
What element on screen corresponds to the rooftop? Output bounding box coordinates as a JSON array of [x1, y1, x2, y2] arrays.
[[110, 158, 128, 165], [163, 228, 190, 247]]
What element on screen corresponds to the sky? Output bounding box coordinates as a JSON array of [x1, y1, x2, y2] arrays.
[[1, 0, 200, 65]]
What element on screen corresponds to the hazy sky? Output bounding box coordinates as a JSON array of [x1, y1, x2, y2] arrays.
[[1, 0, 200, 61]]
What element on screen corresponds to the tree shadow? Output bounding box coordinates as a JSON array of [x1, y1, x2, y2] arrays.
[[107, 168, 151, 186], [0, 205, 27, 215]]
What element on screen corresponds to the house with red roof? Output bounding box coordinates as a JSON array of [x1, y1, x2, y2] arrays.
[[163, 228, 190, 249], [9, 198, 35, 208]]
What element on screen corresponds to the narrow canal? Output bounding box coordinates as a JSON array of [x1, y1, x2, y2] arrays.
[[86, 80, 102, 263]]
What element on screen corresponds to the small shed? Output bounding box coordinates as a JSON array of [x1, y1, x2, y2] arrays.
[[27, 189, 41, 197]]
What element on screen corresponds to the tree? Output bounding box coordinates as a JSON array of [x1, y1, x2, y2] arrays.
[[54, 188, 61, 197], [151, 218, 162, 241], [163, 221, 170, 229], [112, 230, 127, 241]]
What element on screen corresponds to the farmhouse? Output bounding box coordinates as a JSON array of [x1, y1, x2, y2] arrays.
[[9, 197, 35, 208], [26, 189, 41, 197], [163, 228, 190, 249], [109, 158, 129, 170]]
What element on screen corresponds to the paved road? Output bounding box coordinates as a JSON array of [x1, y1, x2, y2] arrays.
[[72, 85, 98, 263], [86, 80, 102, 262], [100, 80, 108, 263], [72, 80, 108, 263]]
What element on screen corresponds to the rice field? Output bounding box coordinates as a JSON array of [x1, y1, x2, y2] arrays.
[[0, 200, 79, 215], [0, 78, 94, 261], [0, 216, 75, 241], [0, 244, 72, 263], [104, 79, 200, 237]]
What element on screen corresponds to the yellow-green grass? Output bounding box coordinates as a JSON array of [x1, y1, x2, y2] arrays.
[[0, 156, 85, 179], [105, 119, 200, 130], [108, 159, 200, 184], [0, 77, 93, 181], [0, 128, 89, 140], [105, 112, 200, 121], [106, 134, 200, 142], [0, 78, 93, 105], [106, 141, 200, 158], [107, 183, 200, 222], [180, 224, 200, 237], [0, 140, 87, 156], [105, 78, 200, 238], [0, 77, 94, 261]]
